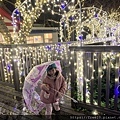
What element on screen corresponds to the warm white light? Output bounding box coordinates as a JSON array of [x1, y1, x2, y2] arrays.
[[92, 110, 98, 115]]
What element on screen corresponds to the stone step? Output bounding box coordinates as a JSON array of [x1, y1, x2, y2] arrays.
[[0, 94, 19, 108], [0, 83, 84, 116], [60, 104, 84, 115], [0, 83, 22, 99], [0, 102, 20, 115]]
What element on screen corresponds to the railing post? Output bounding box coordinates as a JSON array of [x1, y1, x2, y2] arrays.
[[98, 53, 102, 106], [11, 48, 20, 92], [70, 50, 77, 108], [114, 54, 119, 110], [106, 57, 110, 108], [90, 53, 94, 105], [83, 52, 87, 103], [0, 55, 5, 82]]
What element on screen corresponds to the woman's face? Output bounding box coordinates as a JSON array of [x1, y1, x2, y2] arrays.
[[48, 68, 56, 76]]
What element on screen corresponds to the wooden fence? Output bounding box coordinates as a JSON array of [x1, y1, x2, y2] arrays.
[[0, 42, 76, 91], [1, 42, 120, 115], [69, 45, 120, 115]]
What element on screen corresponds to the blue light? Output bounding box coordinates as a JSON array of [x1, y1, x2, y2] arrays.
[[79, 35, 83, 40], [57, 43, 61, 46], [95, 14, 98, 18], [7, 64, 11, 72], [13, 107, 17, 111], [15, 9, 20, 14], [46, 45, 51, 50], [69, 16, 74, 21], [61, 2, 66, 10], [117, 85, 120, 95]]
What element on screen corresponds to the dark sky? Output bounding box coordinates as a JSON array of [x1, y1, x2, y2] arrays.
[[3, 0, 15, 12]]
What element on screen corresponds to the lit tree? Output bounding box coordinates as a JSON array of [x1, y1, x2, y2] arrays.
[[45, 0, 120, 44], [12, 0, 45, 44], [12, 0, 119, 44]]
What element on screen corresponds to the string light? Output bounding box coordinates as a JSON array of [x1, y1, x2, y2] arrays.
[[0, 0, 119, 44], [11, 0, 45, 44], [92, 110, 98, 115], [48, 1, 119, 44], [0, 42, 76, 90]]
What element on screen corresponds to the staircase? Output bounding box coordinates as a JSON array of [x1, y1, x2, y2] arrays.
[[0, 82, 84, 119]]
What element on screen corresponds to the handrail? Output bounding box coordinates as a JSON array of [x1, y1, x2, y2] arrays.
[[0, 41, 77, 48], [69, 45, 120, 52]]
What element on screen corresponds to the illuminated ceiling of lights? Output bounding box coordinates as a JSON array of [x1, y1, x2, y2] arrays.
[[2, 0, 120, 27], [0, 0, 119, 44]]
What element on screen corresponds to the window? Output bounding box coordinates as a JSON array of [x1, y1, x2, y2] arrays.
[[34, 36, 43, 43], [44, 33, 53, 43], [27, 35, 43, 44], [27, 36, 34, 44]]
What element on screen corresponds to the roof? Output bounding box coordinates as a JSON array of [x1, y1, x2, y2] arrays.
[[0, 1, 11, 15], [0, 1, 20, 32]]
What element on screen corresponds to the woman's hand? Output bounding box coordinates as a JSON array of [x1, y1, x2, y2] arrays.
[[57, 92, 62, 98], [42, 84, 50, 91]]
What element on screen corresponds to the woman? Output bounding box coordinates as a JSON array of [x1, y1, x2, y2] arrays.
[[40, 63, 67, 119]]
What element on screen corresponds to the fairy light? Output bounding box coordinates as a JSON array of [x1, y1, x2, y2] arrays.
[[76, 52, 83, 101], [2, 42, 70, 86], [10, 0, 45, 44], [74, 50, 120, 112], [1, 0, 120, 113], [92, 110, 98, 115], [3, 0, 116, 44], [59, 4, 119, 44]]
